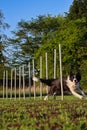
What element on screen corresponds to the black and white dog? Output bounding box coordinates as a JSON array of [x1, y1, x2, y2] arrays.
[[33, 72, 87, 100]]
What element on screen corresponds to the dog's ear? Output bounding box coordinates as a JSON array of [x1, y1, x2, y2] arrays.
[[69, 71, 73, 77], [76, 72, 81, 81], [69, 71, 74, 81]]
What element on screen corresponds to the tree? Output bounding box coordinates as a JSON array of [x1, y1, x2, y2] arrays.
[[68, 0, 87, 20], [35, 18, 87, 76], [9, 15, 87, 77], [0, 10, 9, 72], [8, 15, 60, 67]]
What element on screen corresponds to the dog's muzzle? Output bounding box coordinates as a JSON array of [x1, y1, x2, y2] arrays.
[[74, 80, 78, 85]]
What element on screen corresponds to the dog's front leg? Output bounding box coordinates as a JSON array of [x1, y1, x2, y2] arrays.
[[78, 88, 87, 98], [71, 90, 83, 99]]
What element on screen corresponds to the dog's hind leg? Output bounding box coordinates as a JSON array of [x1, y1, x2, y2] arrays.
[[53, 92, 56, 100], [44, 95, 49, 100]]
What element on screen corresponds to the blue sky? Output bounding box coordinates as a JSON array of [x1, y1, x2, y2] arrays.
[[0, 0, 73, 37]]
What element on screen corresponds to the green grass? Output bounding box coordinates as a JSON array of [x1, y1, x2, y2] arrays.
[[0, 96, 87, 130]]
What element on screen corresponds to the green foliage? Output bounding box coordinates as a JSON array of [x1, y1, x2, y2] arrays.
[[34, 17, 87, 77], [68, 0, 87, 20], [7, 12, 87, 86], [0, 10, 10, 75]]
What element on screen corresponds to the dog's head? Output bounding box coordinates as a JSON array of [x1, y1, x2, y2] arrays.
[[69, 72, 81, 85]]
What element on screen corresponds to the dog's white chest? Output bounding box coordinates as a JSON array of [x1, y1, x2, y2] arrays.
[[66, 77, 79, 91]]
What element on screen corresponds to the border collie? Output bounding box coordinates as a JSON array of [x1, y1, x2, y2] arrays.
[[33, 72, 87, 100]]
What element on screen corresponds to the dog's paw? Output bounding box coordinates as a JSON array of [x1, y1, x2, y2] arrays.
[[82, 96, 87, 100]]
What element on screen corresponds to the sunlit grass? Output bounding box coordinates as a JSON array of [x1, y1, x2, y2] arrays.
[[0, 96, 87, 130]]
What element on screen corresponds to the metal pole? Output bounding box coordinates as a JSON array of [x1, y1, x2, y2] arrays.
[[59, 44, 64, 100], [3, 71, 5, 99], [14, 68, 16, 99], [45, 52, 48, 94], [6, 70, 8, 99], [40, 56, 42, 99], [19, 67, 21, 100], [32, 59, 36, 99], [28, 62, 31, 98], [11, 69, 13, 99], [22, 65, 25, 99], [54, 49, 56, 79]]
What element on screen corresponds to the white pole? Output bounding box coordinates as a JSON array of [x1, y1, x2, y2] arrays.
[[19, 67, 21, 100], [59, 44, 64, 100], [6, 70, 8, 99], [11, 69, 13, 99], [32, 59, 36, 99], [54, 49, 56, 79], [28, 62, 31, 98], [40, 56, 42, 99], [45, 52, 48, 94], [14, 68, 16, 99], [3, 71, 5, 99], [22, 65, 25, 99]]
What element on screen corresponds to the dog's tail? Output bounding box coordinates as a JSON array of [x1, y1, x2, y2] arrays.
[[33, 77, 40, 82], [33, 77, 55, 86]]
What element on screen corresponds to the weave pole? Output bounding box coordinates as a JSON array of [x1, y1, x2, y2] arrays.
[[10, 69, 13, 99], [59, 44, 64, 100], [54, 49, 56, 79], [40, 56, 42, 99], [28, 62, 31, 98], [19, 67, 21, 100], [14, 68, 17, 99], [3, 71, 5, 99], [45, 52, 48, 94], [6, 70, 8, 99], [22, 65, 25, 99], [32, 59, 36, 99]]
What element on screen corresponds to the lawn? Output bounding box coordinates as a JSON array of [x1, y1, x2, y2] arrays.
[[0, 96, 87, 130]]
